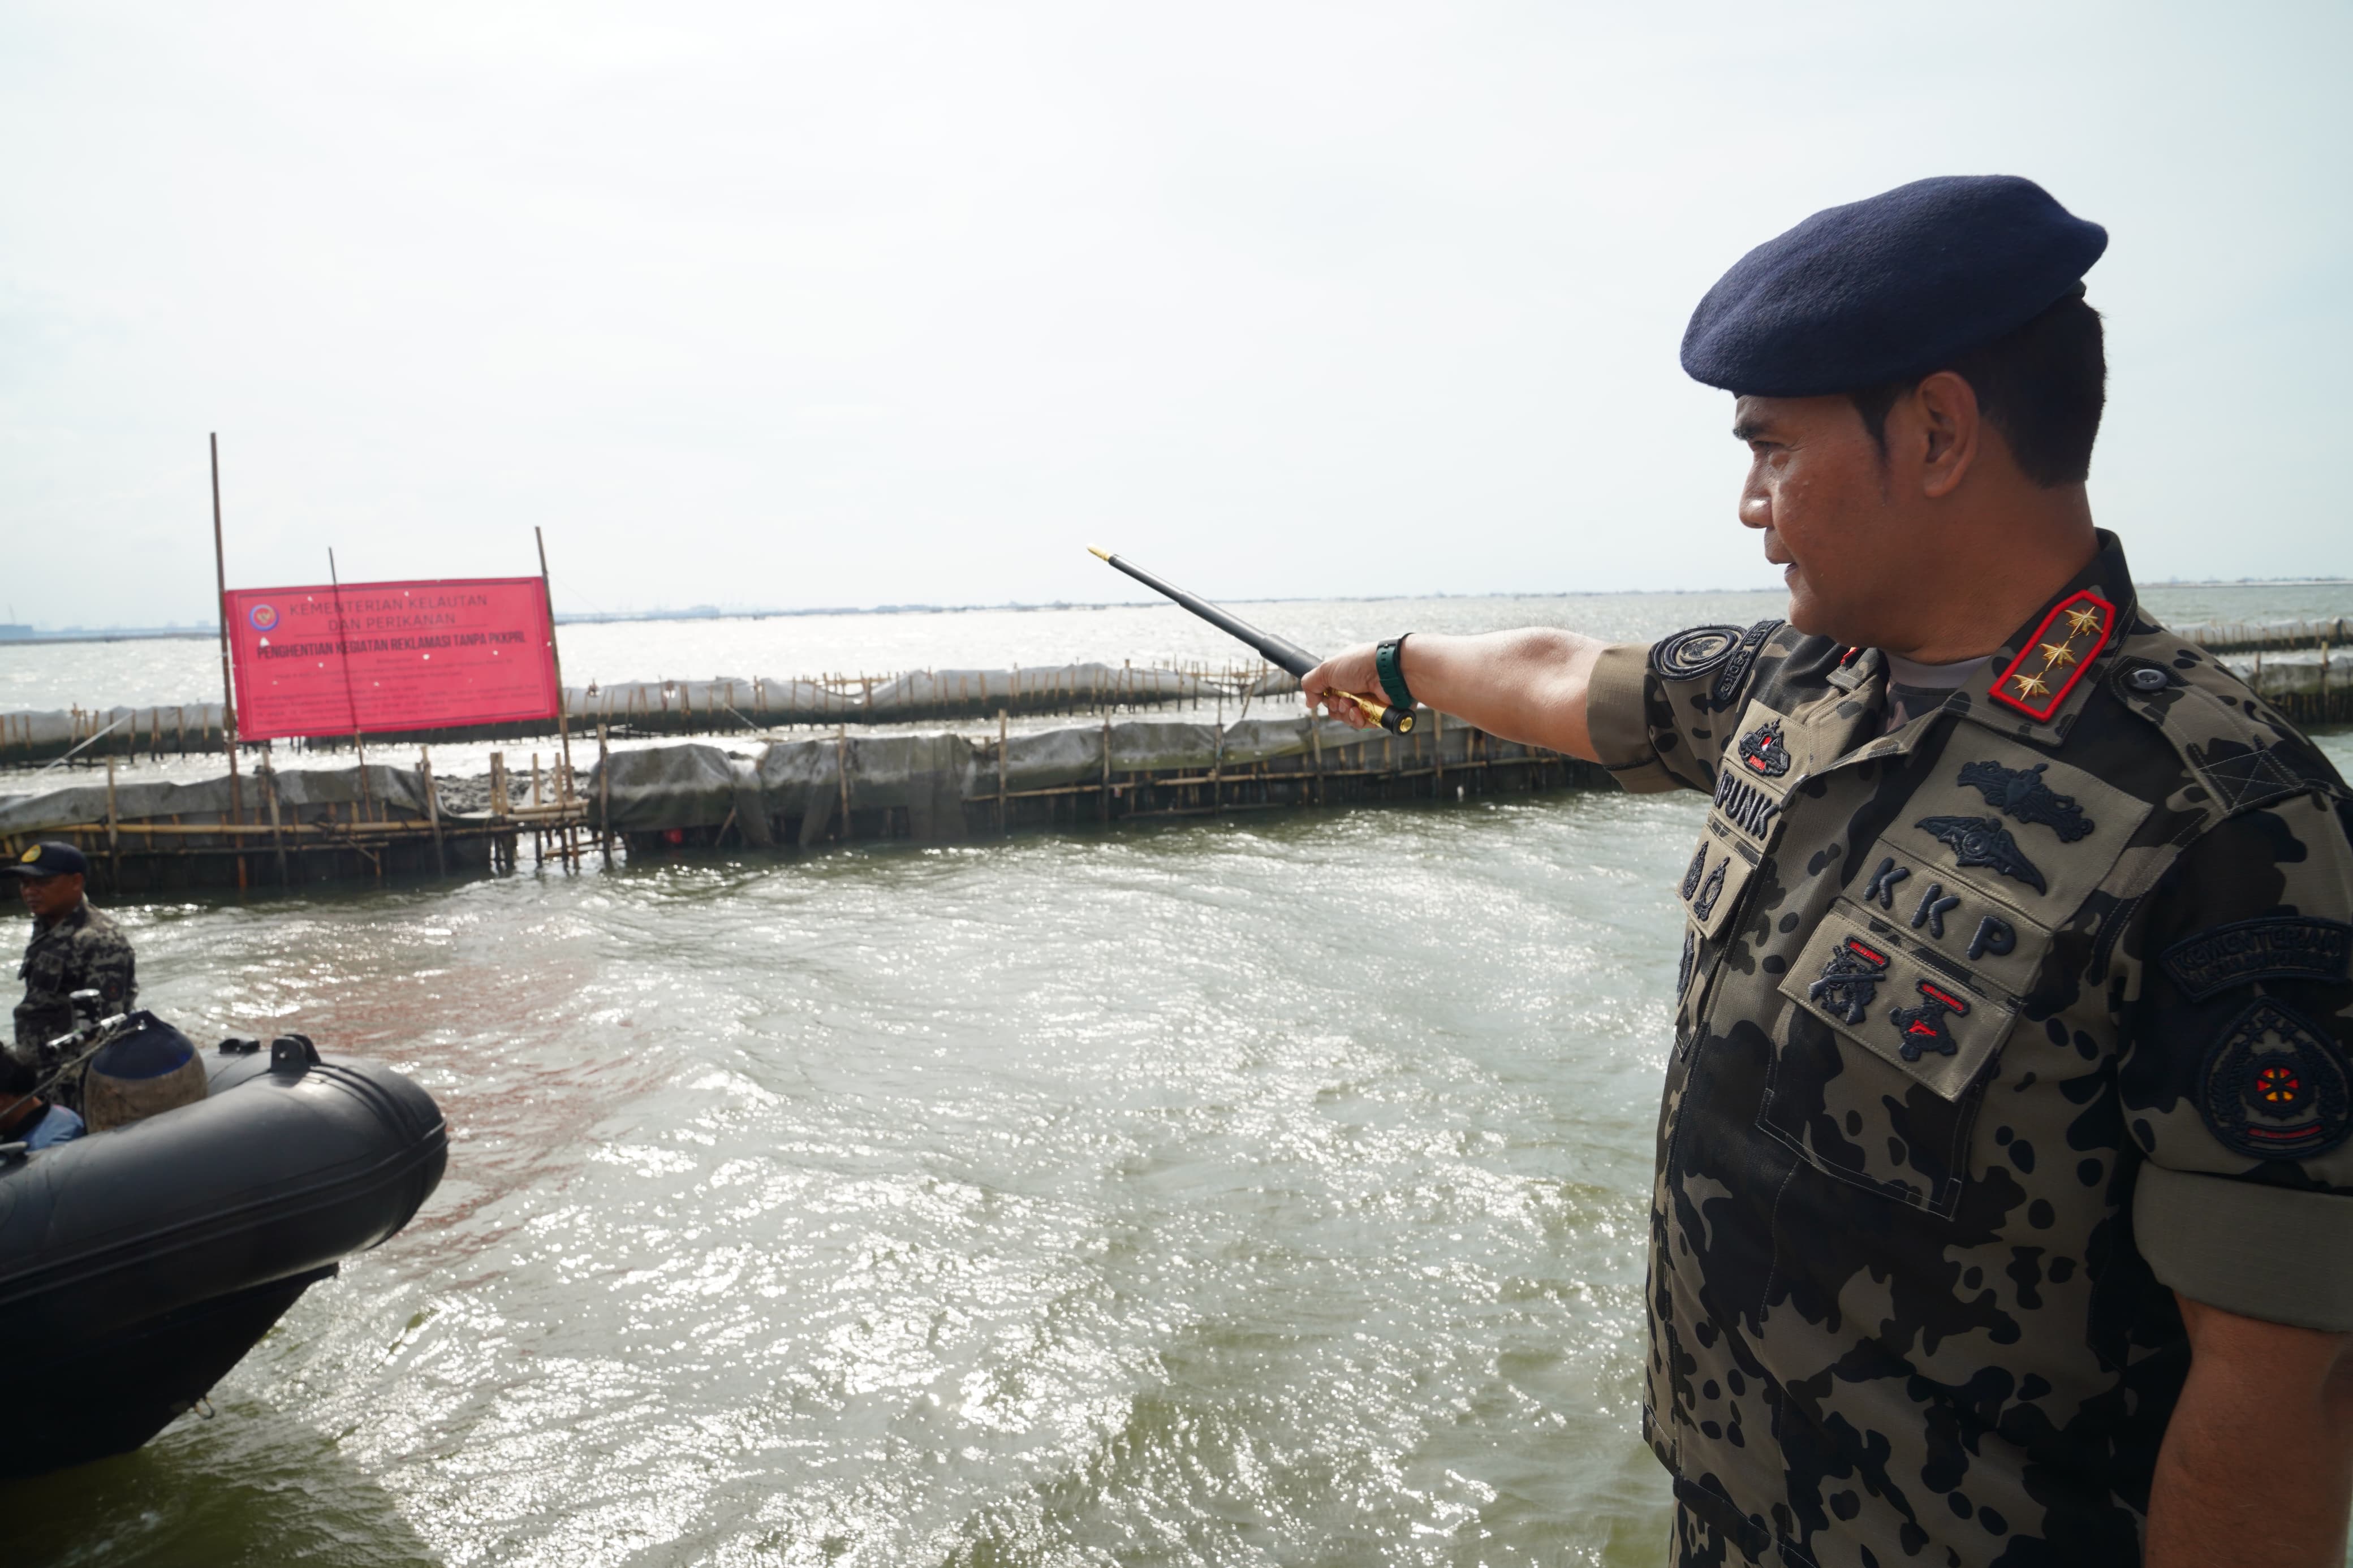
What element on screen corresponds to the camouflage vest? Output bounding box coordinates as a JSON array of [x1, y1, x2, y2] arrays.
[[14, 901, 139, 1063], [1587, 533, 2353, 1566]]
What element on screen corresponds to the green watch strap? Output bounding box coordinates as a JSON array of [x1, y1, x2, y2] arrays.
[[1374, 637, 1415, 711]]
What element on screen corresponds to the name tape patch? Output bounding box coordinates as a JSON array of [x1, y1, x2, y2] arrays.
[[2162, 917, 2352, 1001]]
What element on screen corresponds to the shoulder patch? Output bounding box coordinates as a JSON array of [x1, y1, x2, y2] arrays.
[[2163, 917, 2352, 1001], [1651, 625, 1745, 683], [2201, 999, 2353, 1161], [1709, 620, 1783, 710]]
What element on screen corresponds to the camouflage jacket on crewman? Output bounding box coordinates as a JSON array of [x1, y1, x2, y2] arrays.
[[13, 900, 137, 1064], [1585, 531, 2353, 1567]]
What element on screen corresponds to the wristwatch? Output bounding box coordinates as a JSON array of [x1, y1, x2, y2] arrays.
[[1374, 637, 1415, 711]]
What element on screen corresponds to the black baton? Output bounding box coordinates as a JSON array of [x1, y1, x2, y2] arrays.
[[1088, 547, 1415, 733]]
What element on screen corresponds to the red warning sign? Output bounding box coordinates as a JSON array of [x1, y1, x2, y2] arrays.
[[225, 577, 561, 740]]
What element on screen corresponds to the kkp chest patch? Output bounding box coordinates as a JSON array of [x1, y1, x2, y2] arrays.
[[1779, 901, 2018, 1100], [2200, 999, 2353, 1161], [1850, 841, 2051, 1000], [2163, 918, 2353, 1001]]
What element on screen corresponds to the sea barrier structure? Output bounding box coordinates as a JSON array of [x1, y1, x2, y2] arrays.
[[7, 621, 2350, 772], [0, 661, 1287, 767], [0, 712, 1605, 893]]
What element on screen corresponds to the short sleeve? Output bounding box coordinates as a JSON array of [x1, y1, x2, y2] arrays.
[[1585, 621, 1780, 796], [2122, 791, 2353, 1330]]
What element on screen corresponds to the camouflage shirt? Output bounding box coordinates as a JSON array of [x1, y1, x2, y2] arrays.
[[13, 900, 137, 1061], [1585, 532, 2353, 1567]]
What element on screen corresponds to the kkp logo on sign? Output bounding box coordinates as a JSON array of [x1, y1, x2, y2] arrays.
[[247, 603, 278, 632]]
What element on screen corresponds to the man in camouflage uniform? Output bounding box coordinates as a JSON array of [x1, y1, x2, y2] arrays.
[[9, 841, 137, 1109], [1306, 176, 2353, 1566]]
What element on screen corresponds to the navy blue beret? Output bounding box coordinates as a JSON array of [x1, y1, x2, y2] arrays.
[[1680, 175, 2108, 397]]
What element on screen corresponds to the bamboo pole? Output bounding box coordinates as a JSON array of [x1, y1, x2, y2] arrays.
[[535, 527, 578, 867], [997, 710, 1009, 836], [209, 433, 248, 891], [263, 751, 289, 885], [1100, 715, 1111, 825], [104, 757, 120, 891], [835, 725, 851, 841], [598, 723, 613, 869], [420, 748, 447, 875]]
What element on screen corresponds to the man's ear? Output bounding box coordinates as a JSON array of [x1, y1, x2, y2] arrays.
[[1912, 371, 1982, 500]]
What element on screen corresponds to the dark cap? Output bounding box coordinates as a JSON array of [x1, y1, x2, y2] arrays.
[[1680, 175, 2108, 398], [5, 842, 90, 879]]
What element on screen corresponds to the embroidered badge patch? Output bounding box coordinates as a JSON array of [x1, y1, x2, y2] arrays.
[[1680, 845, 1708, 902], [1915, 815, 2049, 895], [1678, 928, 1697, 998], [1652, 624, 1747, 683], [2200, 1000, 2353, 1161], [1736, 719, 1792, 778], [1889, 980, 1970, 1061], [1691, 858, 1729, 922], [2164, 918, 2353, 1001], [1990, 590, 2115, 723], [1956, 760, 2094, 841], [1809, 936, 1890, 1025]]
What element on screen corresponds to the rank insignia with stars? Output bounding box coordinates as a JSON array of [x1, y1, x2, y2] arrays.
[[1990, 590, 2115, 722]]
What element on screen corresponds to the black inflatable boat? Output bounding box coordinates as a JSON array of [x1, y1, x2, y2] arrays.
[[0, 1034, 446, 1478]]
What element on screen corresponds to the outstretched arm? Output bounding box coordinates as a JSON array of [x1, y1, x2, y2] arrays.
[[2145, 1294, 2353, 1568], [1299, 630, 1609, 761]]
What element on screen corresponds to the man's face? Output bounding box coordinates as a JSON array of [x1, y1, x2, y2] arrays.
[[16, 872, 83, 921], [1733, 393, 1917, 647]]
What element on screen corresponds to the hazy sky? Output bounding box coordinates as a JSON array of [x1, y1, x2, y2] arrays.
[[3, 2, 2346, 628]]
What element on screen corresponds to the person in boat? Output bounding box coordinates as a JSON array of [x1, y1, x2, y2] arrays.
[[1304, 176, 2353, 1567], [0, 1051, 84, 1151], [8, 841, 137, 1112]]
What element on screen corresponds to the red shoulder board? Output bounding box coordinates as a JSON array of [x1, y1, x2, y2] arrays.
[[1989, 590, 2115, 721]]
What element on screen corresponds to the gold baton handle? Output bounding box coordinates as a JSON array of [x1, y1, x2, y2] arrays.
[[1325, 686, 1415, 734]]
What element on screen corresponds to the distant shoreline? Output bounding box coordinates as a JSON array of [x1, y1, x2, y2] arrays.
[[5, 579, 2349, 650]]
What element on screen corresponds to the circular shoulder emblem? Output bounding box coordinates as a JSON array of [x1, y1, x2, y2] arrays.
[[1651, 624, 1747, 682], [2201, 1000, 2353, 1161]]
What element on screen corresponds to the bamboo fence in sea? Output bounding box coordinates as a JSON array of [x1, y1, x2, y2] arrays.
[[0, 713, 1601, 895]]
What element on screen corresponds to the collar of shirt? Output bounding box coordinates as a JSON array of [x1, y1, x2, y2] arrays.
[[1881, 652, 1995, 735], [33, 901, 89, 938]]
